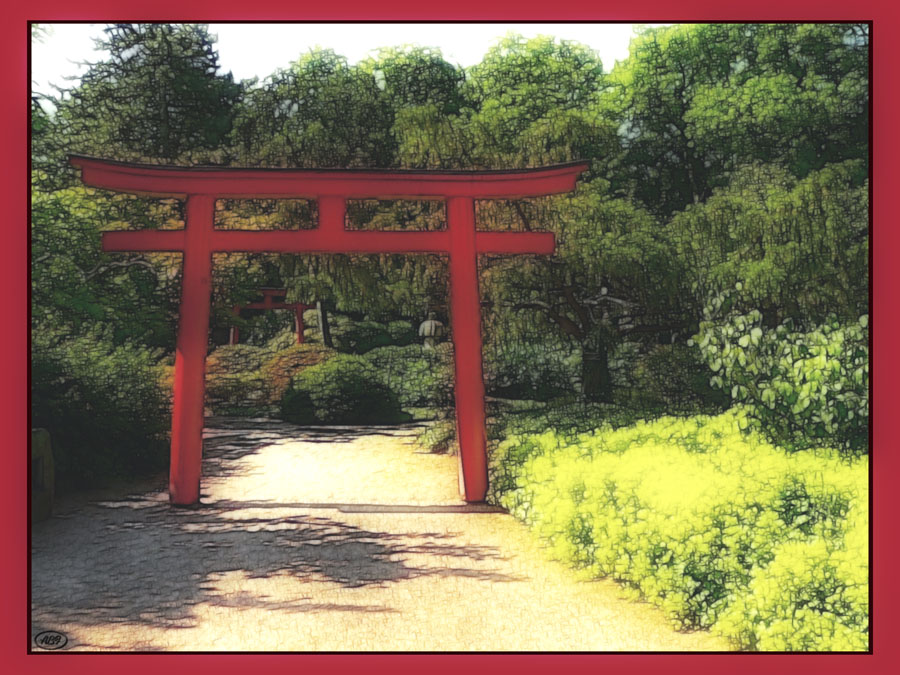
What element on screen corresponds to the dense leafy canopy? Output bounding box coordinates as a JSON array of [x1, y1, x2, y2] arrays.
[[31, 21, 868, 468]]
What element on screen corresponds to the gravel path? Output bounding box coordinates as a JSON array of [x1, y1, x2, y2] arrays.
[[31, 418, 731, 652]]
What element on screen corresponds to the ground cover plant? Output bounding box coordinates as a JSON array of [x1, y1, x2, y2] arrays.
[[488, 409, 868, 651]]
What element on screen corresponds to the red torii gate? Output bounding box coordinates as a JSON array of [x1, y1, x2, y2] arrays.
[[229, 288, 313, 345], [70, 155, 588, 505]]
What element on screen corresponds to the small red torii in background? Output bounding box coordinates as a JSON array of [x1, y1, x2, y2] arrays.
[[71, 156, 588, 505], [229, 288, 314, 345]]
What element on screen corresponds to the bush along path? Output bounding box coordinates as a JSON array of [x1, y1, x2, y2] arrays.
[[490, 409, 869, 652], [30, 418, 729, 652]]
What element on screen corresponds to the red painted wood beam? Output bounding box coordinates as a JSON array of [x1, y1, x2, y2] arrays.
[[240, 302, 298, 310], [70, 155, 589, 200], [102, 230, 185, 251], [169, 195, 214, 505], [447, 197, 488, 501], [103, 230, 554, 256]]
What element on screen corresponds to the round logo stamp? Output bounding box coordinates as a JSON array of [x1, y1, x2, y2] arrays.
[[34, 631, 68, 650]]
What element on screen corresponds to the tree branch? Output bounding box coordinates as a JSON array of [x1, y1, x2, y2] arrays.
[[84, 258, 157, 281]]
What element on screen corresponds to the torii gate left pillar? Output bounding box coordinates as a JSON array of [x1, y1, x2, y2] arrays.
[[71, 156, 588, 505]]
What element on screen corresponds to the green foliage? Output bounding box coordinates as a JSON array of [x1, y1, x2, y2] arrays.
[[416, 419, 458, 455], [694, 308, 868, 455], [485, 337, 579, 401], [361, 46, 467, 115], [204, 344, 269, 414], [673, 161, 868, 324], [466, 35, 612, 167], [57, 23, 241, 163], [624, 343, 731, 412], [363, 343, 454, 408], [716, 515, 868, 651], [259, 343, 335, 404], [609, 24, 868, 216], [386, 320, 418, 346], [31, 328, 170, 489], [331, 318, 394, 354], [489, 410, 868, 651], [280, 354, 409, 425], [206, 344, 270, 374], [31, 187, 182, 349], [205, 343, 337, 414], [230, 49, 393, 168]]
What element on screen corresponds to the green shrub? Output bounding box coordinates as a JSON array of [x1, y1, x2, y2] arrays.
[[206, 343, 269, 374], [260, 343, 335, 404], [31, 327, 170, 489], [626, 343, 731, 412], [263, 326, 308, 353], [280, 354, 409, 425], [489, 410, 868, 651], [205, 344, 269, 413], [417, 419, 458, 454], [332, 319, 394, 354], [363, 343, 454, 408], [386, 320, 417, 346], [484, 339, 578, 401], [694, 309, 868, 455], [715, 514, 868, 651], [492, 398, 649, 441]]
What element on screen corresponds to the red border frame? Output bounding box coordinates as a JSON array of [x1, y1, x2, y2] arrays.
[[6, 3, 898, 673]]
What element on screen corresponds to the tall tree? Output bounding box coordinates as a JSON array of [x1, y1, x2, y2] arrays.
[[229, 49, 393, 168], [56, 23, 242, 163], [607, 23, 869, 218], [672, 160, 868, 328]]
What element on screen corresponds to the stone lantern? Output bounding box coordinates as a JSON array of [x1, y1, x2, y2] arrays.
[[418, 312, 446, 349]]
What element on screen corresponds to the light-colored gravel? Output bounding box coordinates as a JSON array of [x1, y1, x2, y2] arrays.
[[31, 418, 732, 652]]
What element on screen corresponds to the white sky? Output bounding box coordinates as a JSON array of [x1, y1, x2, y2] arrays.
[[31, 22, 667, 98]]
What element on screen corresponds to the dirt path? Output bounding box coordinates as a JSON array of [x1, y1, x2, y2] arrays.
[[31, 418, 731, 652]]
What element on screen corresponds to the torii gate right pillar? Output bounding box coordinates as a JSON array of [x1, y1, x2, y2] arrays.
[[447, 197, 488, 500]]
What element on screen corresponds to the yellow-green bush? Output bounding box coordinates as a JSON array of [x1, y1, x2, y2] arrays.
[[489, 409, 868, 651]]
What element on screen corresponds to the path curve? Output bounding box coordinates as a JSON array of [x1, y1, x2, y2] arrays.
[[31, 418, 731, 652]]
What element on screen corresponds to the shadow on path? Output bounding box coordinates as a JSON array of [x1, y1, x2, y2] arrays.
[[32, 418, 518, 635]]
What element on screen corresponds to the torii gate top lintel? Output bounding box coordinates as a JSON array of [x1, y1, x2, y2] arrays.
[[71, 154, 588, 506], [69, 155, 589, 200]]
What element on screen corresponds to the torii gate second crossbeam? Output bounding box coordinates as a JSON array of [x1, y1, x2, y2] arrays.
[[71, 155, 589, 505]]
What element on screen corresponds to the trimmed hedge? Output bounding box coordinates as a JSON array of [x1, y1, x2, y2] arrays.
[[280, 354, 409, 425], [489, 409, 868, 651], [363, 343, 454, 408], [260, 343, 335, 404]]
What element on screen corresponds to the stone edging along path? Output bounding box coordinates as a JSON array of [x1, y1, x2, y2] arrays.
[[31, 418, 731, 652]]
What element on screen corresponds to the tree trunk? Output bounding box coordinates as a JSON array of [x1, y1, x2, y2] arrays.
[[316, 300, 332, 348], [581, 342, 613, 403]]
